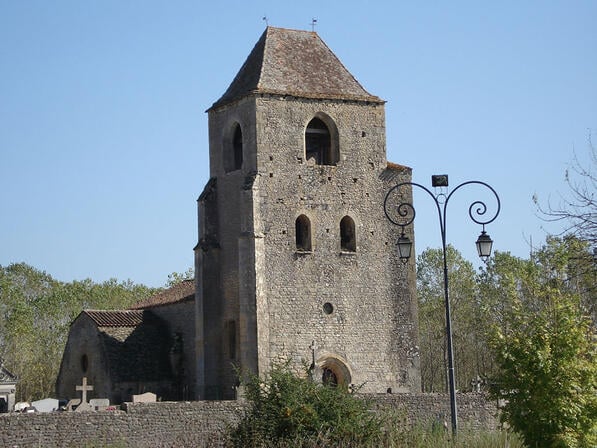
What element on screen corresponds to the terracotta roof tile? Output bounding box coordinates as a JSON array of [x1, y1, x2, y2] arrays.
[[83, 310, 145, 327], [129, 280, 194, 310], [211, 27, 383, 109], [379, 161, 412, 183], [386, 161, 411, 172]]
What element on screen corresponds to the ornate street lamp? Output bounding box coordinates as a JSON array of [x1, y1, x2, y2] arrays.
[[476, 230, 494, 262], [383, 175, 500, 437], [397, 232, 413, 263]]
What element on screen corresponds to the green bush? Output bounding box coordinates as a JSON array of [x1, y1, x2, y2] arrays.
[[228, 362, 525, 447], [229, 362, 384, 447]]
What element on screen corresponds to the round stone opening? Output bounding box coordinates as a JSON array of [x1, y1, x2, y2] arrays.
[[323, 302, 334, 314]]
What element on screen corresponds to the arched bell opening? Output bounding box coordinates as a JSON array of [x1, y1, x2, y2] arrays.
[[304, 113, 339, 166]]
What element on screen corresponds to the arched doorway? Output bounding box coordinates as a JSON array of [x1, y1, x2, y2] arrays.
[[319, 356, 351, 388]]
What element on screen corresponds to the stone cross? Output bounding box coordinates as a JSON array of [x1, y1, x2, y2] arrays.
[[76, 377, 93, 404]]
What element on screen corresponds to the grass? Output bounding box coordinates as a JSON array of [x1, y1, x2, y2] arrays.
[[225, 426, 525, 448]]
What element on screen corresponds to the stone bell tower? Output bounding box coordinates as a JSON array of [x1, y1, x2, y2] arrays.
[[195, 27, 420, 400]]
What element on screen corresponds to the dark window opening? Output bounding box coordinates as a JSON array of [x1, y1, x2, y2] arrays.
[[340, 216, 356, 252], [306, 118, 336, 165], [224, 123, 243, 172], [81, 354, 88, 373], [232, 125, 243, 170], [296, 215, 312, 251]]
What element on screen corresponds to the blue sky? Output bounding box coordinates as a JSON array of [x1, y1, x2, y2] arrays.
[[1, 1, 596, 287]]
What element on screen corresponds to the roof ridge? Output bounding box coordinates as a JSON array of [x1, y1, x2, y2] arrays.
[[265, 25, 316, 34], [255, 27, 272, 92], [83, 309, 145, 327], [84, 309, 143, 313], [129, 280, 195, 310]]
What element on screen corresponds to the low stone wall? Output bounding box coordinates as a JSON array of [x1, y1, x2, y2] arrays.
[[366, 393, 499, 430], [0, 401, 242, 448], [0, 394, 498, 447]]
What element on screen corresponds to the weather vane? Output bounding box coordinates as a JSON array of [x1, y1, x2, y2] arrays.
[[311, 18, 317, 32], [262, 15, 268, 26]]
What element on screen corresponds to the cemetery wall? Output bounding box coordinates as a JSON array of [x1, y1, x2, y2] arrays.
[[366, 392, 499, 430], [0, 394, 498, 447]]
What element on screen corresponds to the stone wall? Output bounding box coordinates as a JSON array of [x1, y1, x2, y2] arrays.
[[366, 393, 499, 431], [149, 300, 196, 399], [252, 96, 419, 395], [0, 394, 498, 447], [0, 401, 242, 448]]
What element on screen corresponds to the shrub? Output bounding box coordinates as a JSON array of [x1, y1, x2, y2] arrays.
[[229, 362, 384, 447]]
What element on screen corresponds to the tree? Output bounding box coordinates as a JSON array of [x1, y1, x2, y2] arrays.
[[166, 267, 194, 287], [0, 263, 158, 401], [534, 134, 596, 247], [416, 245, 490, 392], [482, 239, 597, 448]]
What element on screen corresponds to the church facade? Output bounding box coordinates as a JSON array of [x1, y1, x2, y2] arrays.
[[195, 27, 420, 400]]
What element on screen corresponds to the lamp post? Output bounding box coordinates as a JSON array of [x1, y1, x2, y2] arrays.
[[383, 175, 500, 437]]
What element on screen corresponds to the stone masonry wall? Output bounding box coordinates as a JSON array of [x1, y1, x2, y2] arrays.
[[0, 401, 242, 448], [0, 394, 498, 447], [366, 393, 499, 431], [149, 300, 196, 399], [250, 96, 419, 394]]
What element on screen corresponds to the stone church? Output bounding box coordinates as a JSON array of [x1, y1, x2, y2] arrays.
[[56, 26, 420, 403], [194, 27, 419, 399], [56, 280, 195, 404]]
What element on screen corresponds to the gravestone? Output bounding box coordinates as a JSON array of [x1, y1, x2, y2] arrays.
[[74, 377, 94, 412], [65, 398, 80, 411], [14, 402, 29, 412], [90, 398, 110, 411], [132, 392, 156, 403], [31, 398, 59, 413]]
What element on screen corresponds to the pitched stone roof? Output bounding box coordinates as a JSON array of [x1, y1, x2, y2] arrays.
[[211, 27, 383, 110], [129, 279, 194, 310]]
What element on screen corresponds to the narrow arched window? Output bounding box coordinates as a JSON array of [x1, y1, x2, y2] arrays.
[[224, 123, 243, 172], [232, 125, 243, 170], [340, 216, 356, 252], [295, 215, 312, 251], [306, 117, 338, 165]]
